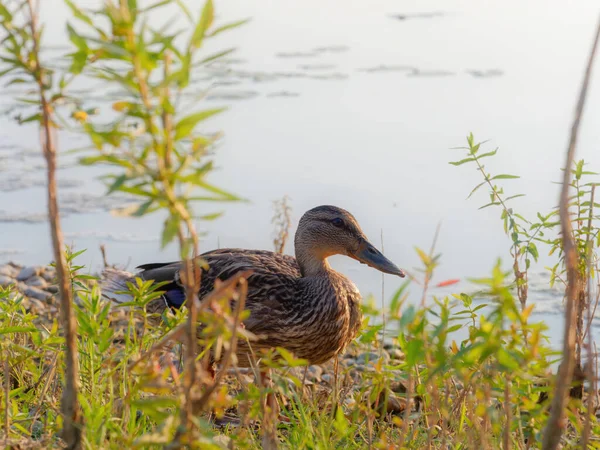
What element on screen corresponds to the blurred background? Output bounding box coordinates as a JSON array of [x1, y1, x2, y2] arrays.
[[1, 0, 600, 342]]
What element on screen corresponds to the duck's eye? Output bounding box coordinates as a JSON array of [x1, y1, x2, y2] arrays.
[[331, 218, 344, 227]]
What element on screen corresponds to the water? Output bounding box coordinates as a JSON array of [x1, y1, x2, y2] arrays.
[[1, 0, 600, 348]]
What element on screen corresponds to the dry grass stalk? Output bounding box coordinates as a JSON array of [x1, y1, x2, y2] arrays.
[[582, 183, 597, 449], [272, 196, 292, 254], [25, 1, 82, 447], [542, 13, 600, 450], [3, 357, 9, 444]]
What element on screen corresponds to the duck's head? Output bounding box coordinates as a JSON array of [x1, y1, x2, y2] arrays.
[[294, 205, 405, 277]]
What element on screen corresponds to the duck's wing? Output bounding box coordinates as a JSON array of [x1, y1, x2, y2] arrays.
[[136, 249, 302, 317]]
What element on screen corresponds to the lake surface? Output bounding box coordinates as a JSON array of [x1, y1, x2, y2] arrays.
[[1, 0, 600, 348]]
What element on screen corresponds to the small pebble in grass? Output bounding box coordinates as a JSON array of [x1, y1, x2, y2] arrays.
[[28, 297, 46, 313], [357, 351, 390, 365], [16, 266, 41, 281], [342, 358, 357, 367], [0, 264, 18, 278], [213, 434, 232, 449], [25, 275, 47, 288], [321, 373, 332, 384], [41, 270, 55, 283], [45, 285, 59, 294], [0, 274, 14, 287], [389, 349, 404, 360], [24, 286, 52, 302], [306, 365, 323, 382]]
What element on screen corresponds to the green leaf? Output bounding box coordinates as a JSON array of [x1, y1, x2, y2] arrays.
[[192, 179, 240, 201], [449, 157, 476, 166], [65, 0, 93, 25], [414, 247, 431, 266], [0, 4, 13, 22], [0, 326, 37, 335], [207, 19, 250, 37], [197, 211, 223, 221], [161, 215, 180, 248], [175, 0, 194, 22], [174, 108, 225, 140], [527, 243, 539, 261], [477, 149, 498, 159], [67, 23, 88, 51], [196, 48, 236, 66], [497, 348, 520, 370], [5, 78, 29, 86], [189, 0, 214, 50], [107, 174, 128, 194], [69, 50, 87, 75], [19, 113, 42, 124], [467, 181, 486, 199], [132, 200, 154, 217], [505, 194, 525, 202], [389, 281, 410, 315], [491, 174, 520, 180], [140, 0, 171, 13], [479, 202, 500, 210]]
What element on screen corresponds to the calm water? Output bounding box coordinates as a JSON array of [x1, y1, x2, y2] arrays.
[[1, 0, 600, 347]]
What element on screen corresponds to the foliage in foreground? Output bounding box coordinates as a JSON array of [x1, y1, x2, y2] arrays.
[[0, 245, 598, 449]]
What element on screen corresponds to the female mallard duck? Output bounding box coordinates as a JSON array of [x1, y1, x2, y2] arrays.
[[102, 205, 405, 367]]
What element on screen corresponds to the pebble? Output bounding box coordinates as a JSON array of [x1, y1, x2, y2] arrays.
[[24, 286, 52, 302], [16, 266, 41, 281], [389, 349, 404, 360], [307, 365, 323, 381], [41, 270, 55, 283], [46, 285, 59, 294], [321, 373, 333, 384], [342, 358, 357, 368], [0, 275, 14, 287], [213, 434, 232, 449], [27, 298, 46, 313], [357, 351, 390, 365], [25, 275, 47, 288], [0, 264, 19, 278]]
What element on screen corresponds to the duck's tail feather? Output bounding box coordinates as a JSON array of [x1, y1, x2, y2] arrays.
[[100, 268, 135, 304]]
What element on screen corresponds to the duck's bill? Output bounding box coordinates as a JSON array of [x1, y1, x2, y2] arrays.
[[351, 240, 406, 277]]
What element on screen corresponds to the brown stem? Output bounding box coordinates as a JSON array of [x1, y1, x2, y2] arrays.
[[503, 378, 511, 450], [26, 1, 82, 448], [542, 12, 600, 450], [3, 357, 9, 444], [581, 184, 597, 449]]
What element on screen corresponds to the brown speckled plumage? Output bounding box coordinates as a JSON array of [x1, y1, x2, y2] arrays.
[[102, 205, 404, 368]]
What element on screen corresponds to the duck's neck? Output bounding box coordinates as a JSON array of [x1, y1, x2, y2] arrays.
[[295, 240, 333, 277]]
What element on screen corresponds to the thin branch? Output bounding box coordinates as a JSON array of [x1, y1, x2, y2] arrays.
[[3, 357, 9, 444], [581, 184, 596, 449], [542, 12, 600, 450], [26, 1, 82, 448]]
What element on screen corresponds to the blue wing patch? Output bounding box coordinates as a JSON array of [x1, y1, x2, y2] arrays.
[[164, 289, 186, 308]]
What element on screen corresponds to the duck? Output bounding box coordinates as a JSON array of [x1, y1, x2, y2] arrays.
[[101, 205, 405, 368]]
